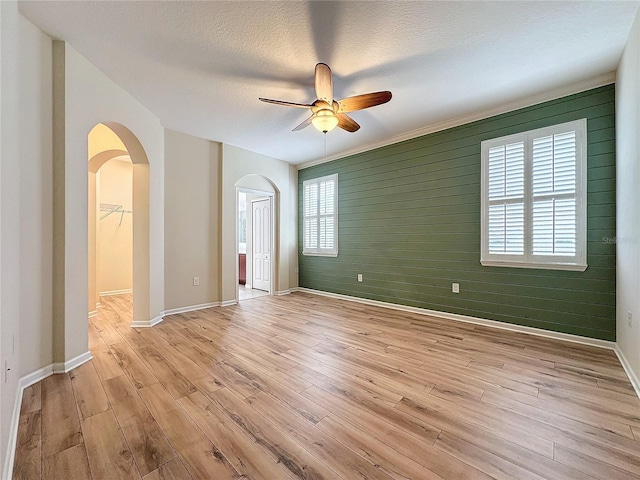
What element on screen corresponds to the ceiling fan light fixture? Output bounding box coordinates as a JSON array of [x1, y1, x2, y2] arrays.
[[312, 110, 339, 133], [259, 63, 391, 133]]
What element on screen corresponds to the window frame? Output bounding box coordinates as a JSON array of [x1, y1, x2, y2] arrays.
[[302, 173, 338, 257], [480, 119, 587, 272]]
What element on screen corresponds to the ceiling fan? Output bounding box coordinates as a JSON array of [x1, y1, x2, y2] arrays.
[[259, 63, 392, 134]]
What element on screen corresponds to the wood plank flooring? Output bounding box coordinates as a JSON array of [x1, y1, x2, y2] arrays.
[[12, 292, 640, 479]]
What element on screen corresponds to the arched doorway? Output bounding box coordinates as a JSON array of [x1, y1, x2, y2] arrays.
[[87, 123, 151, 327], [234, 175, 278, 303]]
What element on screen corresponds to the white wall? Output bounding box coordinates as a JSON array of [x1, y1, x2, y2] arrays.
[[53, 42, 165, 362], [616, 8, 640, 392], [164, 134, 297, 310], [221, 144, 298, 302], [1, 3, 21, 475], [164, 129, 220, 310], [1, 2, 53, 476], [0, 6, 299, 476], [18, 7, 53, 376], [98, 159, 133, 294]]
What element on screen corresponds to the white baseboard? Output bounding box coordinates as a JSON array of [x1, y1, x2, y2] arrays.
[[614, 345, 640, 398], [132, 302, 222, 328], [163, 302, 219, 316], [3, 350, 92, 480], [244, 283, 252, 289], [130, 315, 163, 328], [3, 363, 53, 480], [276, 289, 293, 296], [220, 299, 238, 307], [99, 288, 132, 297], [20, 364, 54, 389], [52, 351, 93, 374], [297, 288, 616, 351], [4, 384, 23, 480]]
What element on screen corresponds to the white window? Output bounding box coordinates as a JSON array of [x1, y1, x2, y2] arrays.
[[303, 173, 338, 256], [481, 119, 587, 271]]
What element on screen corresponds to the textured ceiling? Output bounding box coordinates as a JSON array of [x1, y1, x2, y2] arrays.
[[18, 1, 640, 165]]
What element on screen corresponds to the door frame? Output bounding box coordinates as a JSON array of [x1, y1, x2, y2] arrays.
[[236, 187, 275, 301]]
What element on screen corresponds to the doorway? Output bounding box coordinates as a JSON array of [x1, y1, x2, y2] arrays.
[[87, 122, 151, 327], [237, 189, 273, 301], [88, 124, 134, 321]]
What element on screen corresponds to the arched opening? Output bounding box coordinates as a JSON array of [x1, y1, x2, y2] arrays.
[[87, 122, 151, 327], [234, 175, 279, 303]]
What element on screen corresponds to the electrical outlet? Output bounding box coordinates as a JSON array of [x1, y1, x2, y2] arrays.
[[452, 283, 460, 294], [193, 276, 200, 286], [628, 311, 633, 328], [357, 274, 363, 282]]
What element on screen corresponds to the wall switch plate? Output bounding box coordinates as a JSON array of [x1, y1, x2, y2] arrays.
[[193, 276, 200, 286], [452, 283, 460, 294], [357, 274, 363, 282], [628, 311, 633, 328]]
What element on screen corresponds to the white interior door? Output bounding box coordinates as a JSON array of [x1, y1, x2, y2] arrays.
[[252, 198, 271, 292]]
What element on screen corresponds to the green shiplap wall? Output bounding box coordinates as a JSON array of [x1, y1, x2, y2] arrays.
[[298, 85, 616, 341]]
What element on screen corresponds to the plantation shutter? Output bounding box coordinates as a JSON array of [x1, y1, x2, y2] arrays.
[[481, 119, 586, 271], [318, 179, 335, 249], [304, 182, 318, 250], [487, 142, 525, 255], [532, 131, 577, 256], [303, 174, 338, 256]]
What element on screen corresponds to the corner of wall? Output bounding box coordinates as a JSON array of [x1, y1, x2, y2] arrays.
[[616, 7, 640, 394], [51, 39, 66, 365], [614, 344, 640, 398]]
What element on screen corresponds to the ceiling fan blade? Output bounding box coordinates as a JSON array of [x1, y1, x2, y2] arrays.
[[315, 63, 333, 104], [293, 115, 313, 131], [336, 113, 360, 133], [337, 91, 392, 113], [259, 98, 312, 109]]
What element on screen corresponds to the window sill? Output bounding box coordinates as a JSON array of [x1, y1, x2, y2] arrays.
[[302, 251, 338, 257], [480, 260, 587, 272]]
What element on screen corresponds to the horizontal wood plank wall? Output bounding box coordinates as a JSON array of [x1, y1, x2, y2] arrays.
[[298, 85, 616, 340]]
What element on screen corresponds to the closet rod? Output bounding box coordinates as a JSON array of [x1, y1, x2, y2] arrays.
[[99, 204, 132, 224]]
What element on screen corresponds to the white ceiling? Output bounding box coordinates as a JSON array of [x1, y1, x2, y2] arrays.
[[18, 1, 640, 165]]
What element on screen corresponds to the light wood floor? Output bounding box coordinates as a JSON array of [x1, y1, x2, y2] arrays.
[[12, 292, 640, 480]]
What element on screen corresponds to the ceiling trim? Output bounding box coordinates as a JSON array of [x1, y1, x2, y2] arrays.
[[298, 71, 616, 170]]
